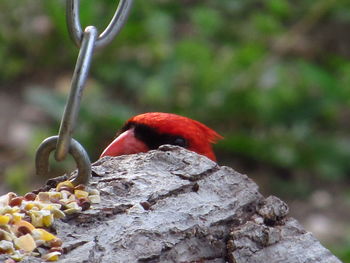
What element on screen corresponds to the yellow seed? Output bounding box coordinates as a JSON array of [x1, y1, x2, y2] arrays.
[[66, 201, 81, 210], [51, 208, 65, 219], [42, 251, 61, 261], [30, 214, 43, 227], [32, 228, 56, 242], [0, 215, 10, 225], [63, 207, 82, 215], [43, 205, 53, 211], [56, 181, 74, 191], [42, 204, 62, 211], [43, 214, 54, 227], [4, 206, 20, 214], [14, 219, 35, 231], [14, 233, 37, 252], [74, 190, 89, 199], [12, 213, 23, 223], [1, 206, 16, 214], [48, 192, 62, 199], [24, 202, 35, 210]]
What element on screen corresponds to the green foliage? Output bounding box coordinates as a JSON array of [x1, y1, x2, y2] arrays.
[[4, 165, 30, 195], [1, 1, 350, 192], [1, 0, 349, 181], [331, 236, 350, 263]]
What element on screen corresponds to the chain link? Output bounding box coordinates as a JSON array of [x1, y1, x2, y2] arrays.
[[66, 0, 134, 49], [35, 0, 133, 185], [36, 136, 91, 185]]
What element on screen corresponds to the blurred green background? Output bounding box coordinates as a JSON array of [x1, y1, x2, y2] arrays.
[[0, 0, 350, 260]]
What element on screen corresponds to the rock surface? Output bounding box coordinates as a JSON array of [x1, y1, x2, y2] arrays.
[[15, 145, 341, 263]]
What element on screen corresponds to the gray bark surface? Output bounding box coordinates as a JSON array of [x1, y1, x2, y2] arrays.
[[17, 145, 341, 263]]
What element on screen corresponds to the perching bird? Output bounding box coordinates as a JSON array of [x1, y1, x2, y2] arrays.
[[100, 112, 223, 161]]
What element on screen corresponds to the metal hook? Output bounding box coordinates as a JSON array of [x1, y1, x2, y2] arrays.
[[66, 0, 134, 49], [36, 136, 91, 186], [55, 25, 97, 162], [34, 1, 133, 186]]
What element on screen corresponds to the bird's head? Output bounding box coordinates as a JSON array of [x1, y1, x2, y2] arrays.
[[100, 112, 223, 161]]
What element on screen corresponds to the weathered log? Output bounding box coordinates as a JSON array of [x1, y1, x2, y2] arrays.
[[16, 145, 341, 262]]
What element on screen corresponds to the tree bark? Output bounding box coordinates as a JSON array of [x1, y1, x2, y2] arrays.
[[19, 145, 341, 263]]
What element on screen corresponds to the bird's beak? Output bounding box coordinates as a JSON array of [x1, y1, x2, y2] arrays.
[[100, 128, 149, 158]]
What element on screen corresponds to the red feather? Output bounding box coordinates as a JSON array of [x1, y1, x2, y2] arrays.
[[101, 112, 223, 161]]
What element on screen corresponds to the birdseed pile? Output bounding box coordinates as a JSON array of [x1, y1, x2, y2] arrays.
[[0, 181, 100, 262]]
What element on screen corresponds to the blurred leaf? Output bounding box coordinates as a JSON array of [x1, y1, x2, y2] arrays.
[[1, 0, 350, 205], [4, 166, 30, 195], [145, 10, 173, 40], [25, 87, 65, 121], [191, 7, 223, 37], [266, 0, 291, 18]]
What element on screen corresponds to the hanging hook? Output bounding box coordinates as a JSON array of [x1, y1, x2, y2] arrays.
[[66, 0, 134, 49], [34, 1, 133, 186], [55, 26, 97, 162], [36, 136, 91, 186]]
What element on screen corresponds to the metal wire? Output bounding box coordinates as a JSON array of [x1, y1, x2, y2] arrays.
[[34, 1, 133, 185], [55, 26, 97, 161], [66, 0, 134, 49], [36, 136, 91, 185]]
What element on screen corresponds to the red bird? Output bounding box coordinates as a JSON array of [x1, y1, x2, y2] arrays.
[[100, 112, 223, 161]]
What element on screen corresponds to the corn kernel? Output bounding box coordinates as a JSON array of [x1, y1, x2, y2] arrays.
[[2, 206, 16, 214], [51, 208, 65, 219], [63, 207, 82, 215], [66, 201, 80, 210], [43, 214, 54, 227], [42, 205, 53, 211], [42, 251, 61, 261], [0, 215, 10, 225], [14, 233, 37, 252], [42, 203, 61, 211], [74, 190, 89, 199], [56, 181, 74, 191], [24, 202, 35, 211], [30, 214, 43, 227], [12, 213, 23, 223], [48, 192, 62, 199], [5, 206, 20, 214], [14, 220, 35, 231], [32, 228, 56, 242]]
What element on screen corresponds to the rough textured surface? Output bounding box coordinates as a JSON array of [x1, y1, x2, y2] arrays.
[[9, 145, 341, 263]]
